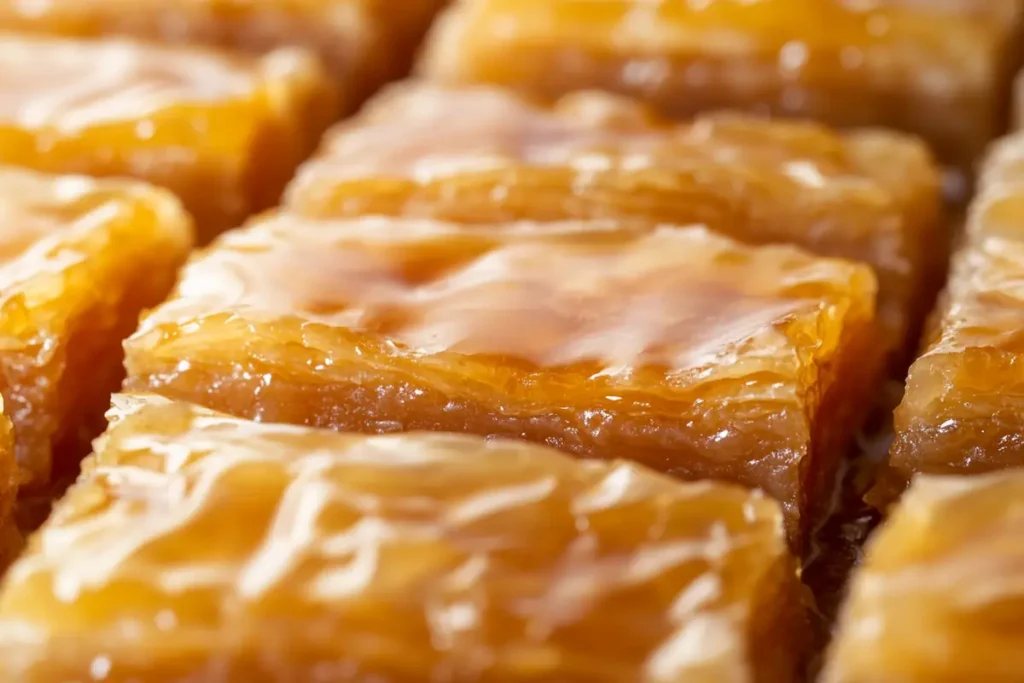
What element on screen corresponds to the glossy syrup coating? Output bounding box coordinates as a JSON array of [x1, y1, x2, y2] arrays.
[[285, 82, 941, 365], [419, 0, 1024, 170], [0, 394, 810, 683], [123, 214, 881, 545], [825, 471, 1024, 683], [0, 33, 337, 242], [0, 166, 193, 491], [885, 131, 1024, 496], [0, 0, 449, 111]]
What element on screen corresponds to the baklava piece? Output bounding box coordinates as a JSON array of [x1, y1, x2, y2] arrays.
[[286, 83, 941, 364], [0, 394, 809, 682], [0, 34, 336, 241], [421, 0, 1024, 170], [887, 131, 1024, 493], [0, 166, 193, 490], [124, 214, 880, 543], [825, 471, 1024, 683], [0, 0, 447, 111]]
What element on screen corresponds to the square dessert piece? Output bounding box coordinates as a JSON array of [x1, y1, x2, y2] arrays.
[[0, 34, 337, 242], [886, 132, 1024, 494], [0, 0, 449, 111], [0, 166, 193, 490], [0, 394, 810, 682], [286, 83, 942, 364], [123, 214, 880, 543], [825, 471, 1024, 683], [420, 0, 1024, 170]]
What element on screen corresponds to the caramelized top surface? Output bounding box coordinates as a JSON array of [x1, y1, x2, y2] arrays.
[[292, 82, 928, 231], [0, 394, 797, 681], [0, 165, 191, 294], [825, 471, 1024, 682], [0, 33, 296, 129], [138, 213, 876, 376], [427, 0, 1020, 73]]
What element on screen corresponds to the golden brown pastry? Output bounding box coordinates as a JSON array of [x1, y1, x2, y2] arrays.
[[0, 394, 810, 682], [0, 34, 336, 241], [420, 0, 1024, 170], [886, 130, 1024, 495], [0, 0, 448, 111], [0, 166, 193, 490], [826, 471, 1024, 683]]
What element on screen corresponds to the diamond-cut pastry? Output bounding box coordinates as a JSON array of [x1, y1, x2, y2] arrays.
[[0, 394, 810, 682], [0, 166, 193, 490], [0, 0, 447, 111], [0, 34, 336, 242], [886, 131, 1024, 494], [123, 214, 880, 543], [420, 0, 1024, 169], [286, 83, 941, 363], [825, 471, 1024, 683]]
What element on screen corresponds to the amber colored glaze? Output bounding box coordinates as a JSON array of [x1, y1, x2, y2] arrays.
[[123, 214, 880, 545], [0, 0, 447, 111], [420, 0, 1024, 170], [825, 471, 1024, 682], [0, 394, 809, 682], [0, 34, 336, 241], [0, 166, 193, 490], [285, 83, 942, 365], [885, 131, 1024, 497]]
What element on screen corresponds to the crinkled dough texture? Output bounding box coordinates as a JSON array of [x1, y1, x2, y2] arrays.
[[420, 0, 1024, 169], [285, 83, 940, 361], [0, 166, 193, 490], [123, 214, 880, 543], [0, 0, 449, 110], [888, 131, 1024, 492], [825, 471, 1024, 683], [0, 34, 336, 241], [0, 395, 809, 683]]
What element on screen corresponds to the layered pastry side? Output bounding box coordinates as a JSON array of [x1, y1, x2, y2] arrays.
[[0, 394, 810, 682], [419, 0, 1024, 171], [0, 34, 337, 242], [884, 131, 1024, 498], [0, 166, 193, 491], [285, 83, 941, 367], [824, 471, 1024, 683], [0, 0, 449, 112], [123, 214, 881, 545]]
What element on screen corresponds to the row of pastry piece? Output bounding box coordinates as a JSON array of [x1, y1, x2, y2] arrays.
[[0, 138, 1020, 679], [8, 393, 1024, 682], [825, 126, 1024, 680], [116, 80, 948, 553], [0, 2, 453, 242], [0, 77, 948, 681], [0, 0, 1018, 177]]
